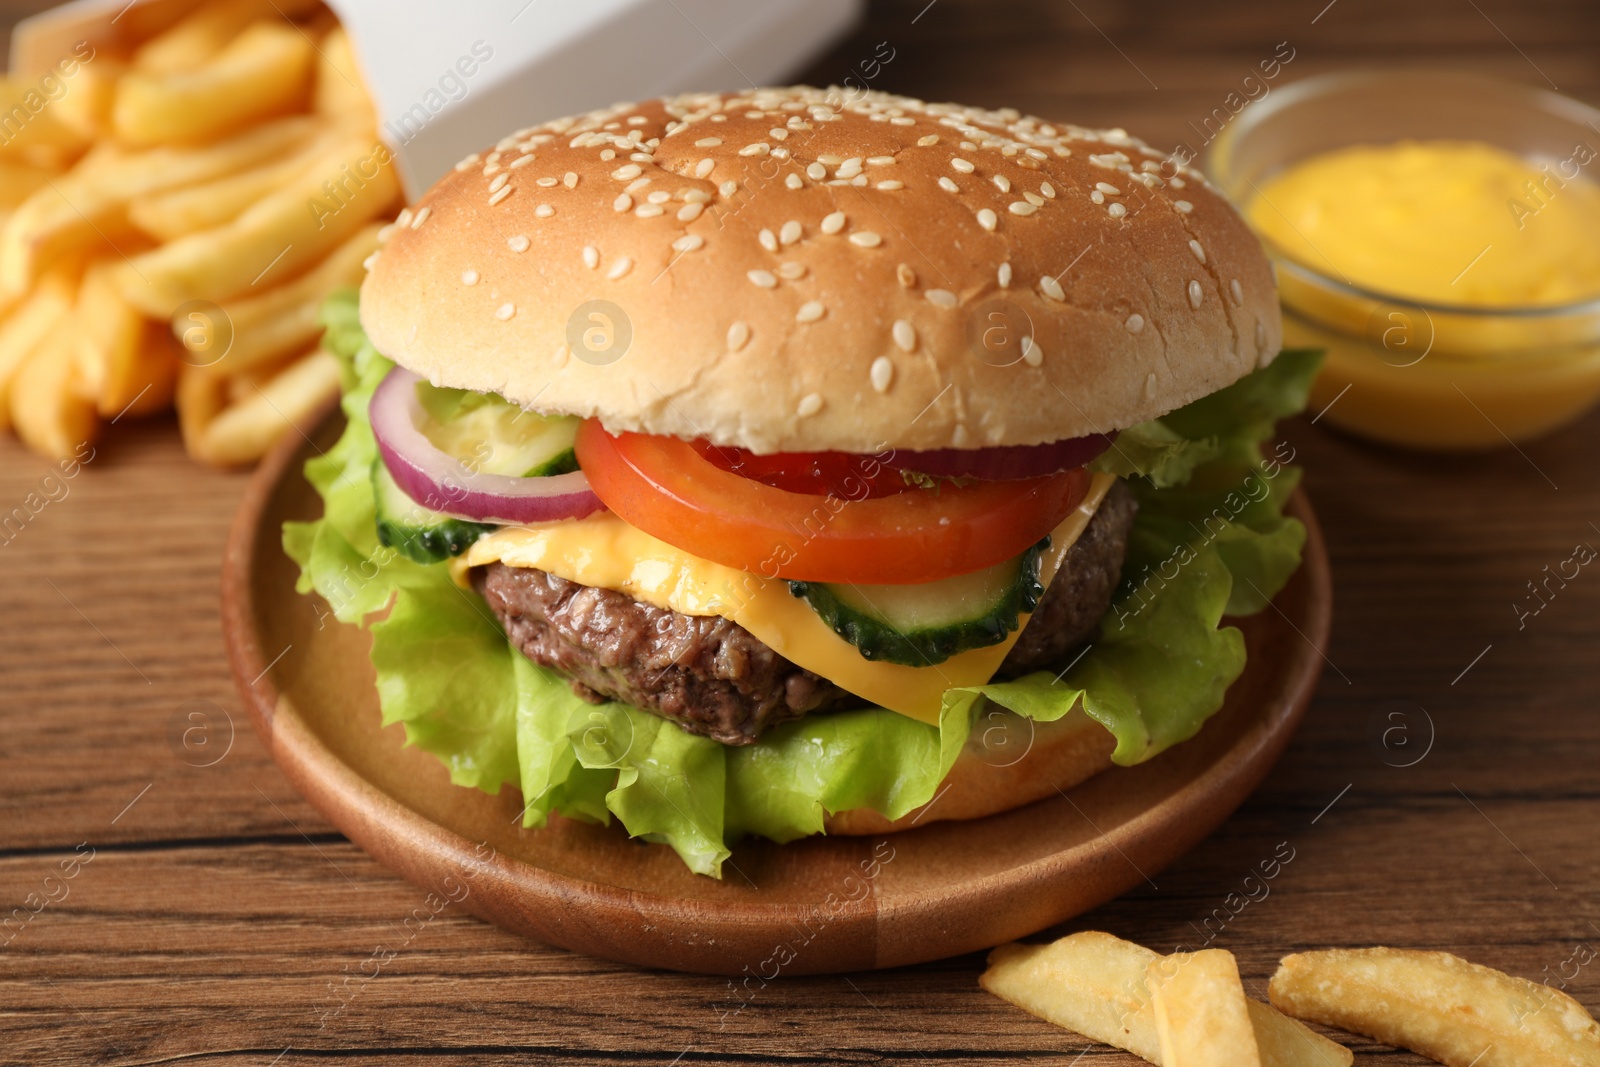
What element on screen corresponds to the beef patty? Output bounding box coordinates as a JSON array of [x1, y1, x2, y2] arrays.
[[474, 480, 1138, 746]]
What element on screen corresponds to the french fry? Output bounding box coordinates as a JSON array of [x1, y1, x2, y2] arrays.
[[1147, 950, 1261, 1067], [176, 359, 229, 457], [314, 26, 374, 126], [114, 20, 314, 145], [1270, 948, 1600, 1067], [114, 132, 398, 315], [132, 0, 325, 75], [0, 114, 316, 293], [193, 347, 339, 465], [76, 262, 175, 418], [9, 289, 97, 460], [0, 160, 54, 209], [127, 125, 341, 240], [202, 221, 378, 373], [0, 76, 93, 161], [52, 56, 127, 139], [982, 934, 1352, 1067], [0, 268, 75, 432]]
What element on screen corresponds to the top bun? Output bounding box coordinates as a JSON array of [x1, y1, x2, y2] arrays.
[[360, 86, 1281, 454]]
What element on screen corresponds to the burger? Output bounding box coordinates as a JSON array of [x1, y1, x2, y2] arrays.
[[287, 87, 1319, 877]]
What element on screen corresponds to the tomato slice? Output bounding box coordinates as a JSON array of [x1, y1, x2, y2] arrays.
[[575, 422, 1092, 584]]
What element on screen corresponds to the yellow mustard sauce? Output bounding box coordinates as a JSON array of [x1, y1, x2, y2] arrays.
[[1244, 139, 1600, 448]]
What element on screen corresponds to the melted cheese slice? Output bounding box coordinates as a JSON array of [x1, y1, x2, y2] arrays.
[[456, 472, 1117, 725]]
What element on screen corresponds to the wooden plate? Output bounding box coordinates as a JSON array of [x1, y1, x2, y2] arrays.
[[222, 410, 1332, 976]]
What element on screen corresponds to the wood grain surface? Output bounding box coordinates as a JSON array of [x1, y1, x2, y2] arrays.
[[3, 0, 1600, 1063]]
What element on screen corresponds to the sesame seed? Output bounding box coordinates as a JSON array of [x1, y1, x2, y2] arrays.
[[676, 202, 703, 222], [777, 261, 806, 280], [780, 220, 802, 245], [870, 356, 894, 393], [495, 303, 516, 321], [950, 157, 975, 173], [672, 234, 704, 252], [683, 189, 711, 204], [917, 135, 939, 146], [769, 127, 788, 141], [797, 393, 824, 417], [1020, 336, 1043, 367], [1039, 275, 1065, 301], [848, 231, 883, 248], [977, 208, 998, 231], [821, 211, 846, 235], [1008, 201, 1037, 216], [582, 245, 599, 269], [1183, 239, 1206, 265], [507, 235, 530, 253], [727, 321, 751, 351], [993, 174, 1012, 193], [1023, 191, 1045, 207], [867, 155, 896, 166], [611, 164, 642, 181], [897, 263, 917, 288], [1255, 319, 1267, 350], [608, 256, 634, 280], [564, 172, 579, 188], [460, 269, 479, 285], [739, 142, 770, 157], [806, 162, 826, 180], [535, 204, 555, 218], [1125, 313, 1145, 333], [998, 262, 1013, 288], [488, 187, 512, 206], [938, 176, 960, 193], [377, 223, 397, 243], [837, 157, 863, 178], [1230, 279, 1244, 305], [1188, 279, 1203, 308], [786, 173, 804, 189], [695, 158, 715, 179], [747, 269, 777, 288], [1174, 199, 1193, 213], [1095, 182, 1121, 195], [796, 301, 825, 323], [1091, 190, 1105, 205], [891, 116, 915, 126], [625, 177, 650, 194], [536, 176, 557, 187], [925, 288, 958, 307], [759, 229, 779, 253], [513, 156, 537, 171], [1107, 202, 1127, 218], [613, 194, 632, 212], [410, 206, 430, 228], [696, 137, 722, 147], [1041, 182, 1056, 199], [647, 190, 671, 204], [719, 180, 738, 197], [1171, 177, 1187, 189], [892, 319, 916, 352], [876, 180, 904, 191], [362, 252, 379, 271]]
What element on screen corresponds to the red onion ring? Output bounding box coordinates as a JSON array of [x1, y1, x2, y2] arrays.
[[895, 432, 1117, 481], [369, 366, 605, 525]]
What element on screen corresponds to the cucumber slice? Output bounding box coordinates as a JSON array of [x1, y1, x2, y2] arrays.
[[414, 381, 579, 477], [371, 459, 492, 564], [788, 539, 1047, 666]]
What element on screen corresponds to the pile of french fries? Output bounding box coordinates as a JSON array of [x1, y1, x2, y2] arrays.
[[983, 931, 1600, 1066], [0, 0, 400, 465]]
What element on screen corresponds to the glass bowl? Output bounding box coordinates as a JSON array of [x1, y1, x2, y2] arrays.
[[1208, 70, 1600, 450]]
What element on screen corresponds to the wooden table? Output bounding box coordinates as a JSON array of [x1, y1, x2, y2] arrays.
[[4, 0, 1599, 1062]]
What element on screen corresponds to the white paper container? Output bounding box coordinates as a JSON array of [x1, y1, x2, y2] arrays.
[[11, 0, 863, 194]]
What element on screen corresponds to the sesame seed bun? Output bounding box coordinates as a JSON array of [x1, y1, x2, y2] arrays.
[[360, 86, 1281, 453]]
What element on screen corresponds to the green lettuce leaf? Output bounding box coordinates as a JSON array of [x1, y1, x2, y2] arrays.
[[284, 295, 1322, 876]]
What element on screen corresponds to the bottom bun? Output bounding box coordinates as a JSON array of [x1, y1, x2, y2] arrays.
[[824, 708, 1117, 835]]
